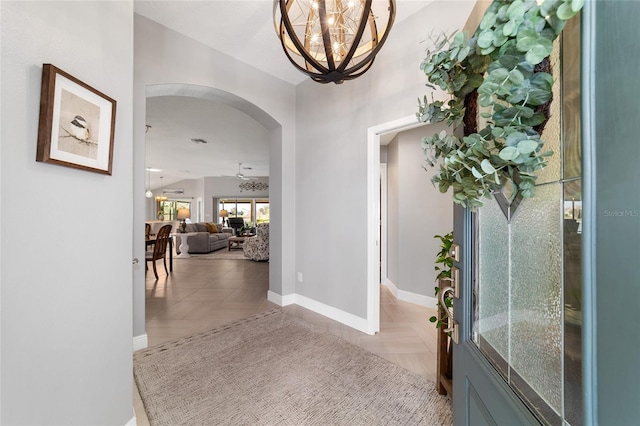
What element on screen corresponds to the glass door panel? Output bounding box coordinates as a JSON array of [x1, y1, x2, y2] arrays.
[[509, 182, 563, 422], [471, 14, 582, 426], [474, 198, 509, 379]]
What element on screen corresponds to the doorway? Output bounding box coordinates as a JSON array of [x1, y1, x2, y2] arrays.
[[367, 116, 453, 334], [134, 83, 288, 349]]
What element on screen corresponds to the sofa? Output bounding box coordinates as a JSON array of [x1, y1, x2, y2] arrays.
[[243, 223, 269, 261], [175, 222, 233, 254]]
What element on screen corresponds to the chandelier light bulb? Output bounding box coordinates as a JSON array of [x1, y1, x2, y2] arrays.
[[273, 0, 396, 84]]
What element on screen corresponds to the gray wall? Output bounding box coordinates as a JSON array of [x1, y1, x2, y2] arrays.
[[385, 125, 453, 297], [1, 1, 134, 424], [294, 1, 473, 318]]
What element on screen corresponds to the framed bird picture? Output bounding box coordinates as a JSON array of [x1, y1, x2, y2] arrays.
[[36, 64, 116, 174]]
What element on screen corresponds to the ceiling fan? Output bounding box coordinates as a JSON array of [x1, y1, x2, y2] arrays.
[[235, 162, 257, 181]]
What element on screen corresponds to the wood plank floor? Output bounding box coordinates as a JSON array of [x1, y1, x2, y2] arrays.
[[134, 255, 439, 425]]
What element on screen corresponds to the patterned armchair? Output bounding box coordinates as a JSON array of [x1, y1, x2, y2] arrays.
[[243, 223, 269, 261]]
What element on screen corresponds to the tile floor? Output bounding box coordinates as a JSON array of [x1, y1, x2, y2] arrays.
[[134, 255, 438, 425]]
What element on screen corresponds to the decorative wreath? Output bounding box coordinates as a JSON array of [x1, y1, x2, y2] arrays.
[[417, 0, 584, 209]]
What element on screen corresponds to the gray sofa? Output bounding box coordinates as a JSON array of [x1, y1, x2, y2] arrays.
[[175, 222, 233, 254]]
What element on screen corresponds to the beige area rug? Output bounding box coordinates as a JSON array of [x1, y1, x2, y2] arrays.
[[134, 309, 452, 426], [188, 249, 247, 260]]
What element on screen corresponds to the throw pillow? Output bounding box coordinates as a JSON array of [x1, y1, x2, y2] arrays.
[[205, 223, 218, 233]]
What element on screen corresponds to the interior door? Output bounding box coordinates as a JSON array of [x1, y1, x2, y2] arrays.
[[450, 13, 584, 426]]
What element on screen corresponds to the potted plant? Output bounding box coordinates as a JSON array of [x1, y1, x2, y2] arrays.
[[430, 231, 454, 395], [241, 221, 256, 236], [429, 232, 454, 327]]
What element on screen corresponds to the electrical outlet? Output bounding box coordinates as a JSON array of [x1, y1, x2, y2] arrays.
[[297, 272, 303, 283]]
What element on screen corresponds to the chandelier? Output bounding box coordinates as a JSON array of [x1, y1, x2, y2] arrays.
[[273, 0, 396, 84]]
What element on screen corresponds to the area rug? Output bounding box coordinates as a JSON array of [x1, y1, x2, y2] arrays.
[[189, 249, 246, 260], [134, 309, 452, 426]]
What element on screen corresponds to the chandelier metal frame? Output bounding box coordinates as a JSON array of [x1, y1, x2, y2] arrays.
[[274, 0, 396, 84]]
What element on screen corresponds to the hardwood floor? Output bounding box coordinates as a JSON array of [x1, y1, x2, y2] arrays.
[[134, 255, 439, 425]]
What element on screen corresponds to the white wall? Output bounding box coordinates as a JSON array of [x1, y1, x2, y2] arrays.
[[133, 14, 297, 338], [204, 176, 270, 199], [385, 125, 453, 299], [294, 1, 474, 318], [1, 1, 134, 424]]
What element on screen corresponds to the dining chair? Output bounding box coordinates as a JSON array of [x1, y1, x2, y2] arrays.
[[145, 223, 151, 240], [145, 224, 172, 279]]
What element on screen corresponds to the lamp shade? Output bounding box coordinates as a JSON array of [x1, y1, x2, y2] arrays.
[[273, 0, 396, 84], [219, 209, 228, 218], [177, 208, 190, 220]]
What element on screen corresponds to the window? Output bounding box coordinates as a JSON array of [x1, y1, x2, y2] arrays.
[[256, 202, 270, 223], [220, 198, 269, 224], [156, 200, 190, 221]]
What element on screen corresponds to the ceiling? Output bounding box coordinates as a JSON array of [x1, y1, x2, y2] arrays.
[[145, 96, 270, 189], [135, 1, 436, 190]]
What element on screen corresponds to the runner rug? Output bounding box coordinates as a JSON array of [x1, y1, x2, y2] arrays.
[[134, 309, 452, 425], [188, 249, 246, 260]]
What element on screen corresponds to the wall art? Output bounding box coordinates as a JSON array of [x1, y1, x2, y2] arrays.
[[37, 64, 116, 174]]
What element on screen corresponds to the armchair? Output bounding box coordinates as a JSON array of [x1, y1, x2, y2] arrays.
[[243, 223, 269, 261]]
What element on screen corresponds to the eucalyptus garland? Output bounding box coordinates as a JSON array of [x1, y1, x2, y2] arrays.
[[417, 0, 584, 209]]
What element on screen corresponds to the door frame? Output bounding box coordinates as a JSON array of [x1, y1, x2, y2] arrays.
[[366, 115, 426, 334], [380, 163, 388, 286]]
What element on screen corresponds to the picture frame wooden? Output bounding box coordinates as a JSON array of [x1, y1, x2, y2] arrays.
[[36, 64, 116, 175]]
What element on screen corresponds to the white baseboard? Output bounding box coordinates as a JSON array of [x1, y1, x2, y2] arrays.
[[383, 278, 399, 297], [294, 294, 369, 334], [267, 290, 295, 306], [125, 415, 136, 426], [383, 279, 437, 309], [397, 290, 437, 309], [267, 291, 369, 334], [133, 334, 148, 352]]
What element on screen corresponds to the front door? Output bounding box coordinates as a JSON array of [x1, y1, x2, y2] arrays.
[[451, 12, 584, 426]]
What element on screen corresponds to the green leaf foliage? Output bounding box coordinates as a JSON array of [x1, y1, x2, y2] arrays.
[[417, 0, 582, 209], [430, 232, 454, 328]]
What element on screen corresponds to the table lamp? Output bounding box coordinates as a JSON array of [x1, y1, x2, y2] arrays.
[[177, 208, 190, 233], [219, 209, 228, 227]]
